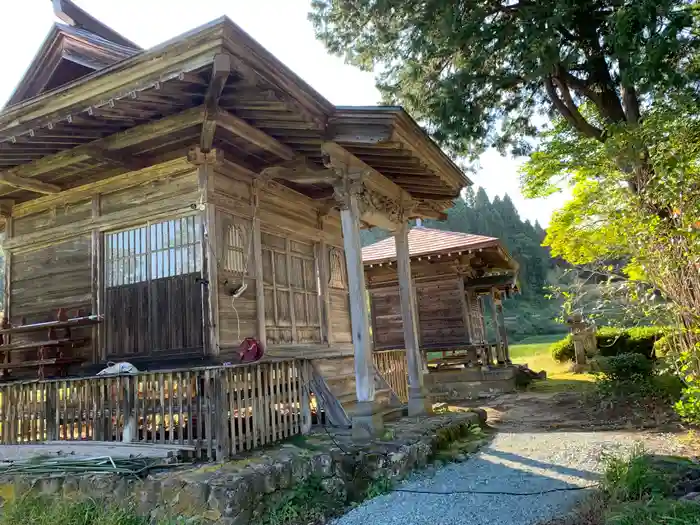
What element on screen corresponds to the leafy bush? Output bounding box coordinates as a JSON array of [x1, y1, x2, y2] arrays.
[[550, 326, 666, 362], [674, 379, 700, 426], [653, 334, 674, 359], [550, 334, 574, 362], [596, 353, 654, 382]]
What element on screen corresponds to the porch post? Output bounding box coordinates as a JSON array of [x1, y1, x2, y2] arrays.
[[495, 290, 511, 364], [490, 287, 505, 365], [338, 182, 384, 438], [394, 222, 432, 416]]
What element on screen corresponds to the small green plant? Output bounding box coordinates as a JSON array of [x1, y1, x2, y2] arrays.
[[0, 494, 182, 525], [606, 498, 700, 525], [363, 477, 393, 499], [260, 476, 345, 525], [601, 445, 670, 501]]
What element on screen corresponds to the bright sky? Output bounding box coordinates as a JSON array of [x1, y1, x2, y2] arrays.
[[0, 0, 569, 226]]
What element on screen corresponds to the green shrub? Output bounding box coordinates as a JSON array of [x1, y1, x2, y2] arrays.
[[551, 326, 667, 363], [550, 334, 574, 362], [675, 380, 700, 426], [625, 327, 665, 358], [601, 446, 670, 501], [596, 353, 654, 382], [653, 334, 674, 359]]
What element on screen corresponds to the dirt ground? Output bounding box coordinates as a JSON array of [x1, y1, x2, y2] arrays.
[[453, 389, 698, 456]]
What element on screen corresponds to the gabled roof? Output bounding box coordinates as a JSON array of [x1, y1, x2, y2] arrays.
[[362, 226, 501, 264], [6, 1, 140, 107]]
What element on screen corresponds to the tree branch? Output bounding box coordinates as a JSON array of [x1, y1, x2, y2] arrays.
[[544, 76, 603, 141]]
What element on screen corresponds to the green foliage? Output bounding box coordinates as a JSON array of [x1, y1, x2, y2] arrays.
[[674, 379, 700, 426], [0, 495, 183, 525], [606, 499, 700, 525], [550, 334, 574, 362], [602, 446, 671, 501], [260, 476, 345, 525], [550, 327, 665, 362], [596, 353, 653, 382], [598, 449, 700, 525], [310, 0, 700, 160]]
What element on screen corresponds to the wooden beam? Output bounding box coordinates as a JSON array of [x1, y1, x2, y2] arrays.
[[0, 172, 61, 194], [81, 145, 148, 171], [0, 106, 205, 188], [53, 0, 142, 49], [261, 160, 336, 185], [322, 141, 413, 205], [201, 54, 232, 151], [215, 109, 295, 161]]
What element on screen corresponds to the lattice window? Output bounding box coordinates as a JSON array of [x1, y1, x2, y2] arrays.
[[222, 219, 250, 274], [328, 247, 347, 289], [262, 232, 321, 344], [105, 216, 202, 287]]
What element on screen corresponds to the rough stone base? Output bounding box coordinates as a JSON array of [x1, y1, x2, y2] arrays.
[[351, 400, 385, 440], [0, 412, 484, 524], [425, 365, 517, 401]]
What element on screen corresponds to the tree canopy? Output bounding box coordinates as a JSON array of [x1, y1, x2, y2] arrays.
[[311, 0, 700, 161]]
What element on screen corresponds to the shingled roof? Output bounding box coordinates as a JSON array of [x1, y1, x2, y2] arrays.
[[362, 226, 501, 264]]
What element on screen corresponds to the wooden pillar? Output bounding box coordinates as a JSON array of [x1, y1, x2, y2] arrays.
[[495, 291, 511, 364], [318, 241, 333, 345], [252, 213, 266, 350], [394, 222, 431, 416], [339, 190, 383, 438], [490, 287, 505, 365], [190, 147, 223, 357]]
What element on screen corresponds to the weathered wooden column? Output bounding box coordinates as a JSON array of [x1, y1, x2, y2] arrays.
[[189, 147, 223, 356], [489, 287, 505, 365], [394, 222, 432, 415], [494, 289, 511, 364], [336, 174, 384, 439]]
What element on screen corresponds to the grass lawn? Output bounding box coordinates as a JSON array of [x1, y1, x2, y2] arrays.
[[509, 337, 595, 393]]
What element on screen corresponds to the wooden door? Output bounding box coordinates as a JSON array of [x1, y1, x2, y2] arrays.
[[104, 216, 204, 358]]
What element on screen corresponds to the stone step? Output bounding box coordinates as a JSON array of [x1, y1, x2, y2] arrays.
[[382, 406, 406, 422]]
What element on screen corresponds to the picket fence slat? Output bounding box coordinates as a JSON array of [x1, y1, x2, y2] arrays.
[[0, 359, 309, 459]]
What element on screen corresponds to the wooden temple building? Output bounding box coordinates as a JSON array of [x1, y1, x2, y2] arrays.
[[0, 0, 471, 447], [363, 226, 520, 399]]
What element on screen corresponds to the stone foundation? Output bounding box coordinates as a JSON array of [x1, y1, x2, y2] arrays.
[[425, 365, 517, 401], [0, 411, 485, 524]]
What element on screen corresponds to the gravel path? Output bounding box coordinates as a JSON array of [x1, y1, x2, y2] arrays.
[[332, 430, 684, 525]]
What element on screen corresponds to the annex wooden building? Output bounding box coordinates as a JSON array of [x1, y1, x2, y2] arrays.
[[0, 1, 470, 438], [363, 226, 519, 398]]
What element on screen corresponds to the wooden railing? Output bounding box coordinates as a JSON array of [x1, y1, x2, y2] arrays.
[[0, 359, 311, 459], [373, 350, 408, 403]]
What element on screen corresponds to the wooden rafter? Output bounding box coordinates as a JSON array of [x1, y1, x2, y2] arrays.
[[215, 109, 295, 161], [0, 106, 205, 189], [200, 53, 231, 152]]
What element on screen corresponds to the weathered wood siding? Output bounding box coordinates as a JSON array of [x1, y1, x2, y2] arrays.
[[212, 163, 351, 357], [369, 276, 473, 350], [415, 278, 469, 347], [368, 287, 403, 350], [7, 160, 201, 369]]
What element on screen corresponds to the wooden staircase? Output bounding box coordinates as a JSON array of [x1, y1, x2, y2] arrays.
[[311, 357, 405, 427]]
